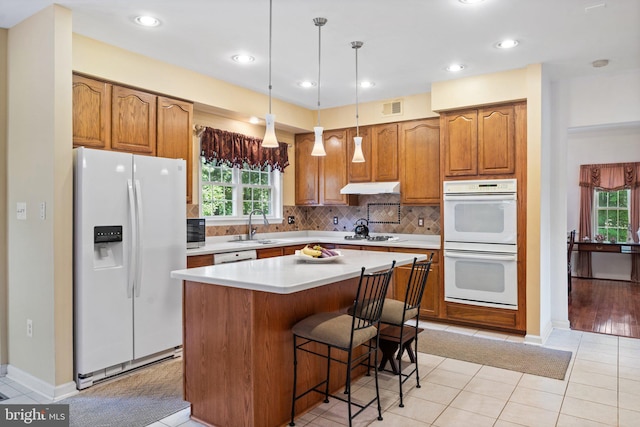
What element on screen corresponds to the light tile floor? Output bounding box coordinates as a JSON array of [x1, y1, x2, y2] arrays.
[[1, 321, 639, 427]]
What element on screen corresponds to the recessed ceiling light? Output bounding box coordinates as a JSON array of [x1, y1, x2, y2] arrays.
[[360, 81, 375, 89], [446, 64, 465, 72], [496, 39, 519, 49], [459, 0, 485, 4], [249, 116, 261, 124], [232, 54, 255, 64], [297, 80, 316, 88], [134, 16, 160, 27]]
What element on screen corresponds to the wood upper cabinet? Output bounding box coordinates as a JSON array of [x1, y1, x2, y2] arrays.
[[399, 119, 440, 205], [442, 109, 478, 177], [441, 104, 516, 178], [347, 126, 373, 182], [72, 75, 112, 149], [294, 132, 320, 205], [320, 129, 352, 205], [157, 96, 194, 203], [295, 130, 355, 206], [372, 123, 399, 181], [111, 85, 157, 155], [478, 105, 515, 175]]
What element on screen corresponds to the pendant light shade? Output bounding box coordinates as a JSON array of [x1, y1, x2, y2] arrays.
[[263, 113, 278, 148], [310, 17, 327, 156], [352, 136, 365, 163], [311, 126, 326, 156], [351, 41, 365, 163], [262, 0, 279, 148]]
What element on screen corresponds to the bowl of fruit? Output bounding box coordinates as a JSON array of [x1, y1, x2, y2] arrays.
[[295, 245, 343, 263]]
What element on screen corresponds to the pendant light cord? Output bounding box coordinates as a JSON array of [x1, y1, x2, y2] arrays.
[[317, 22, 322, 126], [352, 41, 363, 137], [268, 0, 273, 114]]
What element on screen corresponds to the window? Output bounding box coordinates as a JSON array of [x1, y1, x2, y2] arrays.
[[594, 188, 630, 241], [200, 158, 282, 221]]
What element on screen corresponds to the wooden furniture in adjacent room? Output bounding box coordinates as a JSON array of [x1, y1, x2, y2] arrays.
[[567, 230, 576, 293]]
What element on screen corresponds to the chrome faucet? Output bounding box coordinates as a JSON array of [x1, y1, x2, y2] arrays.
[[248, 209, 269, 240]]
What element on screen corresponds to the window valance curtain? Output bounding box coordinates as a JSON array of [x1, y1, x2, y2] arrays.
[[577, 162, 640, 282], [199, 127, 289, 172]]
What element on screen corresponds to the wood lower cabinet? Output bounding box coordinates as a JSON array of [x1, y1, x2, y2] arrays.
[[257, 247, 284, 259], [392, 248, 440, 318], [399, 119, 440, 205], [186, 254, 214, 268], [157, 96, 194, 203], [111, 85, 157, 155], [72, 75, 111, 149]]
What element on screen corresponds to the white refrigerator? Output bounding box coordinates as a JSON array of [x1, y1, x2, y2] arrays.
[[73, 147, 186, 389]]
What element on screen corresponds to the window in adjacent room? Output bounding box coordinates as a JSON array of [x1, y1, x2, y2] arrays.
[[594, 188, 630, 242], [200, 159, 282, 221]]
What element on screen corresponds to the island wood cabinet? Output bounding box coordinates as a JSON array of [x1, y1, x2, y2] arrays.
[[294, 130, 356, 206], [441, 104, 518, 178], [73, 74, 194, 202], [399, 119, 440, 205]]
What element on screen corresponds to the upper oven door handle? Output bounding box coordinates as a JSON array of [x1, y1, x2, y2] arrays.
[[443, 194, 517, 202], [444, 250, 517, 261]]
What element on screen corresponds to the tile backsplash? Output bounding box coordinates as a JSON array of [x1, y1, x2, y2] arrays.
[[189, 194, 440, 237]]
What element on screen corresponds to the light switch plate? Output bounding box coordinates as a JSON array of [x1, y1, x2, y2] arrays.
[[17, 202, 26, 220]]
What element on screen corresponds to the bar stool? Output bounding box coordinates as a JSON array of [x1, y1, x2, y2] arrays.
[[378, 254, 433, 407], [289, 262, 396, 427]]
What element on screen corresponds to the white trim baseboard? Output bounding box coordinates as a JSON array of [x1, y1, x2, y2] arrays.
[[6, 365, 78, 401], [0, 364, 7, 376]]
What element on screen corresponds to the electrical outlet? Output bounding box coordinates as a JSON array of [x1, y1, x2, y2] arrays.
[[418, 217, 424, 227], [27, 319, 33, 338], [333, 216, 338, 225], [287, 216, 295, 224]]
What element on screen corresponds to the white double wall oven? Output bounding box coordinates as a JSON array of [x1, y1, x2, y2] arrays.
[[443, 179, 519, 310]]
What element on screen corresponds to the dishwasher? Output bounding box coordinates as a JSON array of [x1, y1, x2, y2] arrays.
[[213, 250, 258, 264]]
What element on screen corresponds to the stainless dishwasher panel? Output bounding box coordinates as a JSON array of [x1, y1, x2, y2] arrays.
[[213, 250, 257, 264]]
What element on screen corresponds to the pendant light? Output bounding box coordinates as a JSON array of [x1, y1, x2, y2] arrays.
[[262, 0, 279, 148], [351, 41, 365, 163], [310, 17, 327, 156]]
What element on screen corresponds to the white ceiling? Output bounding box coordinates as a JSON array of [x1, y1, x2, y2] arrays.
[[1, 0, 639, 110]]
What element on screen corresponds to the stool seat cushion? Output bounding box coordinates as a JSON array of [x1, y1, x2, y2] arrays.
[[380, 299, 418, 326], [292, 312, 377, 349]]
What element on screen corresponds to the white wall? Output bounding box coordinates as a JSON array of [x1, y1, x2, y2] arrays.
[[6, 5, 74, 396]]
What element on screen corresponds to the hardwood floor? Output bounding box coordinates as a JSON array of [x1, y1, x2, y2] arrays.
[[569, 277, 640, 338]]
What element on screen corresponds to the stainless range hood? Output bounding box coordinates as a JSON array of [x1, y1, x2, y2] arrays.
[[339, 181, 400, 195]]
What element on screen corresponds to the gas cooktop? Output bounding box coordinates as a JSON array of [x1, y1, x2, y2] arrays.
[[344, 235, 399, 242]]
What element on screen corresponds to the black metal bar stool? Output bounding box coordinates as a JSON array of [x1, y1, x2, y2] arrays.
[[289, 262, 396, 427], [378, 254, 433, 407]]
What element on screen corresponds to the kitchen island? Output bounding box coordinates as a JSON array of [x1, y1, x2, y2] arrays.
[[171, 249, 426, 427]]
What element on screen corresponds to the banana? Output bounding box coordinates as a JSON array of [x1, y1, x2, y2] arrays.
[[302, 245, 322, 258]]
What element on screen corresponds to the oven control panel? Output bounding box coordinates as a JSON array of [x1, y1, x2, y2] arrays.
[[444, 178, 517, 195]]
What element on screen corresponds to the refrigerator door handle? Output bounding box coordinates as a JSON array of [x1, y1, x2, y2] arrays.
[[127, 179, 137, 298], [134, 179, 144, 297]]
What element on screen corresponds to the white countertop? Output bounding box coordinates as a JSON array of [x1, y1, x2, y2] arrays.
[[186, 231, 440, 256], [172, 249, 427, 294]]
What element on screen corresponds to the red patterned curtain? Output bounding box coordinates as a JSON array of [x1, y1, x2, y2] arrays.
[[199, 127, 289, 172], [577, 162, 640, 282]]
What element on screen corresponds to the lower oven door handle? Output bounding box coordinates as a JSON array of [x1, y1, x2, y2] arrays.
[[445, 250, 516, 261]]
